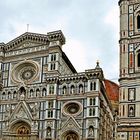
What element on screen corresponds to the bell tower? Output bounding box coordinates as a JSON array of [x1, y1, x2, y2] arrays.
[[118, 0, 140, 139]]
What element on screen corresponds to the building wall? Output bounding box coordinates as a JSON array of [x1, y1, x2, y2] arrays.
[[0, 31, 114, 140], [118, 0, 140, 139]]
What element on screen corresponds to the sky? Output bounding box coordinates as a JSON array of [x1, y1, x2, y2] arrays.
[[0, 0, 119, 83]]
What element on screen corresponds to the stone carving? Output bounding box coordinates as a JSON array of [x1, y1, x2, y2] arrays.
[[15, 108, 28, 119], [47, 127, 51, 137], [32, 103, 39, 119], [32, 121, 38, 130], [88, 126, 94, 137], [5, 105, 11, 120], [66, 134, 78, 140]]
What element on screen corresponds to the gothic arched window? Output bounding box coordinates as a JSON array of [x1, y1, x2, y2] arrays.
[[13, 91, 16, 99], [137, 15, 140, 30], [90, 82, 93, 91], [2, 92, 5, 99], [89, 108, 95, 116], [93, 82, 96, 90], [137, 52, 140, 67], [89, 98, 96, 106], [90, 82, 96, 91], [8, 92, 11, 99], [49, 85, 54, 94]]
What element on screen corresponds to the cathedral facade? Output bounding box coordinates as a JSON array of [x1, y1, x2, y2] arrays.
[[0, 30, 118, 140], [118, 0, 140, 139]]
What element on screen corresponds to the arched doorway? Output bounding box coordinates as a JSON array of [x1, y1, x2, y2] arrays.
[[62, 131, 79, 140], [10, 121, 31, 140]]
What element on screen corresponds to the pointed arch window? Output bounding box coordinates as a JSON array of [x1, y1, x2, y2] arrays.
[[2, 92, 5, 99], [13, 91, 16, 99], [89, 108, 95, 116], [48, 110, 53, 118], [137, 15, 140, 30], [90, 82, 96, 91], [48, 101, 53, 108], [8, 92, 11, 99], [137, 52, 140, 67], [89, 98, 96, 106], [93, 82, 96, 90], [90, 82, 93, 91]]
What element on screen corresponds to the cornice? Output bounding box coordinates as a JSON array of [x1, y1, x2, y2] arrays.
[[46, 67, 104, 84], [2, 30, 65, 52]]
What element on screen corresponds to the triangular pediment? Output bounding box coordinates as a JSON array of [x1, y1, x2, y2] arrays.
[[4, 32, 49, 52], [61, 117, 82, 133], [9, 101, 33, 123]]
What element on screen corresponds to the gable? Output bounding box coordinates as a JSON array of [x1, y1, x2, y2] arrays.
[[9, 101, 33, 123], [61, 117, 82, 133], [4, 32, 49, 52]]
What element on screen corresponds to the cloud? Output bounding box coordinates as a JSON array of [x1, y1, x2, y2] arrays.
[[63, 38, 88, 72], [0, 0, 120, 83]]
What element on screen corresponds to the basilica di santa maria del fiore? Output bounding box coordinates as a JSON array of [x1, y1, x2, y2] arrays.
[[0, 0, 140, 140]]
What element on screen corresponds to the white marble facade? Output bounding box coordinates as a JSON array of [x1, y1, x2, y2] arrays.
[[0, 31, 114, 140]]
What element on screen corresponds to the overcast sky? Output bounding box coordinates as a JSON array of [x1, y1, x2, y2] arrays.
[[0, 0, 119, 82]]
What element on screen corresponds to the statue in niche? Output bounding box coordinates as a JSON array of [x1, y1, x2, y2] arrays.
[[5, 105, 11, 120], [79, 85, 83, 93], [47, 127, 51, 137], [129, 89, 134, 100], [129, 106, 134, 116], [19, 86, 26, 100], [32, 103, 39, 119], [71, 86, 74, 94], [88, 126, 94, 137]]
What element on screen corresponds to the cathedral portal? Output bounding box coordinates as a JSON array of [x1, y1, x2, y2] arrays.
[[62, 131, 79, 140]]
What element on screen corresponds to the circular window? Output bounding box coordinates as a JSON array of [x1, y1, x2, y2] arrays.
[[66, 103, 80, 114], [20, 67, 36, 80], [11, 60, 39, 84], [62, 101, 82, 116]]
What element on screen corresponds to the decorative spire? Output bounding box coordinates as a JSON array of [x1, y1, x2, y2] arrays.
[[95, 60, 100, 69]]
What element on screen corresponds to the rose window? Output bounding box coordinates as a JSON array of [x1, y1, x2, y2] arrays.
[[11, 60, 39, 83], [62, 101, 82, 116]]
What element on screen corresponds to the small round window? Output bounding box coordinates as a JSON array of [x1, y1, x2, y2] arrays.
[[62, 101, 82, 116]]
